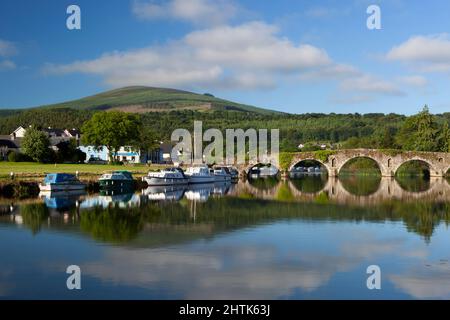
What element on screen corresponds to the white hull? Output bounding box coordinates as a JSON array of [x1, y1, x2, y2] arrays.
[[39, 183, 86, 192], [143, 176, 188, 186], [187, 176, 215, 184], [213, 175, 231, 182]]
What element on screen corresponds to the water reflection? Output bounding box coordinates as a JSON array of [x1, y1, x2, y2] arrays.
[[396, 175, 431, 193], [1, 176, 450, 299], [339, 175, 381, 196], [289, 174, 328, 193]]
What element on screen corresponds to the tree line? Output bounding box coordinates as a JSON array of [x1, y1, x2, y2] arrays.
[[1, 106, 449, 163]]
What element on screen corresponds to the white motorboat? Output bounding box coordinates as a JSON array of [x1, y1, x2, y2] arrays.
[[185, 165, 215, 184], [211, 166, 232, 182], [39, 173, 86, 192], [142, 168, 188, 186]]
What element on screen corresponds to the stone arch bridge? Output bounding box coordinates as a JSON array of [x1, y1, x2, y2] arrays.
[[239, 149, 450, 177]]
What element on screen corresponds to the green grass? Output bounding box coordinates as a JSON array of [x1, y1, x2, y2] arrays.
[[34, 86, 279, 115], [0, 162, 166, 180]]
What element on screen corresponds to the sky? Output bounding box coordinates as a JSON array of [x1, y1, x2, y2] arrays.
[[0, 0, 450, 115]]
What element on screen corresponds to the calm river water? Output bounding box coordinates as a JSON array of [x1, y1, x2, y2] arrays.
[[1, 175, 450, 299]]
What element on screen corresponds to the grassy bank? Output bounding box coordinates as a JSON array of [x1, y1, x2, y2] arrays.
[[0, 162, 166, 180]]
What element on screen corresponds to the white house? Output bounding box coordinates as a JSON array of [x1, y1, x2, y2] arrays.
[[10, 126, 80, 146], [10, 126, 27, 140], [78, 145, 147, 164], [114, 147, 143, 164]]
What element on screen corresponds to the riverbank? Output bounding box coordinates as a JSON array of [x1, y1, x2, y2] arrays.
[[0, 162, 165, 198], [0, 162, 167, 180]]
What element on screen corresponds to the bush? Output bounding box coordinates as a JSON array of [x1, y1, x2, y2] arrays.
[[8, 151, 32, 162], [8, 151, 19, 162]]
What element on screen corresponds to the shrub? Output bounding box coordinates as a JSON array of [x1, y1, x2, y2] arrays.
[[8, 151, 19, 162]]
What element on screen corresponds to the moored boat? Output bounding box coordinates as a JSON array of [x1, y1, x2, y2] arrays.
[[211, 166, 232, 182], [226, 166, 239, 181], [185, 165, 215, 184], [99, 171, 134, 189], [39, 173, 86, 192], [143, 167, 188, 186], [249, 165, 279, 179]]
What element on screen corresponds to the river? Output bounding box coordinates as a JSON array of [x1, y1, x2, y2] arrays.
[[0, 175, 450, 299]]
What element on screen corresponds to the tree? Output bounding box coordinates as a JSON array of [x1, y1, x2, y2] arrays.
[[21, 127, 51, 162], [414, 106, 440, 151], [373, 127, 397, 149], [81, 111, 142, 162], [55, 139, 77, 163], [439, 122, 450, 152], [396, 106, 440, 152]]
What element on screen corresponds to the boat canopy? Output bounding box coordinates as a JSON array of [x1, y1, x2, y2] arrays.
[[113, 171, 133, 179], [44, 173, 78, 184]]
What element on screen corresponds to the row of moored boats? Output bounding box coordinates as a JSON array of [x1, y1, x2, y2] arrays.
[[143, 165, 238, 186], [38, 165, 239, 192]]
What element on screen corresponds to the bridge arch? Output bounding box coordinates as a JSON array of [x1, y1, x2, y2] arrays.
[[289, 158, 330, 175], [337, 155, 386, 177], [289, 157, 331, 174], [244, 162, 280, 175], [393, 157, 437, 177]]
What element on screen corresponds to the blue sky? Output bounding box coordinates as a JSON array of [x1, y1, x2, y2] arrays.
[[1, 0, 450, 115]]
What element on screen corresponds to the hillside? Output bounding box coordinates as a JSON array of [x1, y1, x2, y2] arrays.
[[35, 86, 279, 115]]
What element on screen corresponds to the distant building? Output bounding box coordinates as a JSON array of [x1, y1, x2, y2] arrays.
[[9, 126, 81, 148], [113, 147, 145, 164], [78, 145, 109, 162], [0, 137, 19, 160], [78, 145, 152, 164], [10, 126, 27, 140]]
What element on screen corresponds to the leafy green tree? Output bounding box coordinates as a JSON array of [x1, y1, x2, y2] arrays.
[[21, 127, 51, 162], [414, 106, 440, 151], [132, 126, 160, 154], [396, 106, 440, 152], [373, 127, 397, 149], [81, 111, 142, 162], [439, 122, 450, 152]]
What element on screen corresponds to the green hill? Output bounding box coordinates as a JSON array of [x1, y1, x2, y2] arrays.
[[35, 86, 279, 115]]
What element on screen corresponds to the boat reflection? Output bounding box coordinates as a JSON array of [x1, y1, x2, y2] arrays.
[[80, 190, 140, 209], [39, 190, 86, 210], [142, 182, 234, 202], [6, 176, 449, 214], [142, 185, 186, 201]]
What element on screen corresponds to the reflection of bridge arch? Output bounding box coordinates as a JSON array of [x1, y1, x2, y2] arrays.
[[230, 177, 450, 205], [238, 180, 284, 200]]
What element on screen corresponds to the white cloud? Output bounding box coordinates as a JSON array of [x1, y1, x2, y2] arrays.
[[44, 21, 332, 90], [386, 34, 450, 73], [0, 60, 16, 71], [340, 74, 405, 96], [132, 0, 238, 26], [398, 75, 428, 88], [44, 18, 402, 103], [390, 263, 450, 299], [0, 39, 17, 57], [300, 63, 362, 81]]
